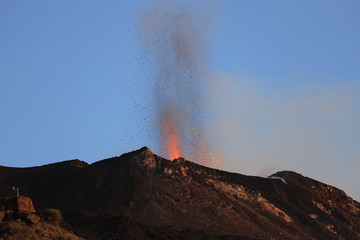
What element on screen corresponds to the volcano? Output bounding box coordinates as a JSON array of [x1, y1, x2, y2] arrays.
[[0, 147, 359, 239]]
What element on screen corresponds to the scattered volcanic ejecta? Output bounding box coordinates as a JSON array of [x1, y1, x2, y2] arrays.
[[139, 0, 222, 167]]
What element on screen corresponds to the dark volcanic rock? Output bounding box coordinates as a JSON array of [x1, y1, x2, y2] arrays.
[[0, 147, 359, 240], [0, 206, 5, 223], [0, 196, 36, 213], [0, 196, 40, 224]]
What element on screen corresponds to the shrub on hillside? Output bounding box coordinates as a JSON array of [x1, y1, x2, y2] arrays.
[[42, 209, 62, 226]]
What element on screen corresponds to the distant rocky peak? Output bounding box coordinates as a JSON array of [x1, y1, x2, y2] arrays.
[[67, 159, 89, 168], [269, 170, 297, 178], [127, 146, 157, 169]]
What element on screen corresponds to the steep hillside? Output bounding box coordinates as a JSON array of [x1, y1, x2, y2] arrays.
[[1, 147, 359, 239]]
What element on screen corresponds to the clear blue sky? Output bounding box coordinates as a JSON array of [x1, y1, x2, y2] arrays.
[[1, 1, 359, 200]]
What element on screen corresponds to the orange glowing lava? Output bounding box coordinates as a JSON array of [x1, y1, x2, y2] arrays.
[[166, 127, 182, 160], [161, 109, 182, 160]]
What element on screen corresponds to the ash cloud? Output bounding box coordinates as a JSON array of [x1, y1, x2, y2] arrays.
[[139, 0, 221, 166]]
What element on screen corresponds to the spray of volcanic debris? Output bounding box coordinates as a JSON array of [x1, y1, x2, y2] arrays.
[[139, 0, 222, 167]]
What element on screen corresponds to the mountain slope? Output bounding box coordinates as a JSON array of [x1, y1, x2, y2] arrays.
[[1, 147, 359, 240]]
